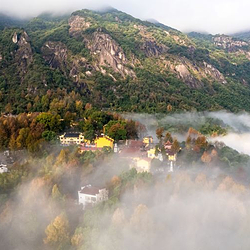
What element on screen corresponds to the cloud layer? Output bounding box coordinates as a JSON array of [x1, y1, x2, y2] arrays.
[[1, 0, 250, 34]]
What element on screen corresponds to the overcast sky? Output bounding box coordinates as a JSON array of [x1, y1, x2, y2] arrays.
[[0, 0, 249, 34]]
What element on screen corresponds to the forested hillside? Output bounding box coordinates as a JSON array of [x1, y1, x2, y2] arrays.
[[1, 9, 250, 113]]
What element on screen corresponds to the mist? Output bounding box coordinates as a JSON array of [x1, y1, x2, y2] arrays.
[[1, 111, 250, 249], [1, 0, 250, 34], [123, 111, 250, 156], [83, 171, 250, 250]]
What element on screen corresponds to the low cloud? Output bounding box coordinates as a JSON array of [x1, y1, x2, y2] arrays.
[[1, 0, 250, 34]]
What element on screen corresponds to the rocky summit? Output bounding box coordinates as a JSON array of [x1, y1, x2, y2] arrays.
[[1, 9, 250, 113]]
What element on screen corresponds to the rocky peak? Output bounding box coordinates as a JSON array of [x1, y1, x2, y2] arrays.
[[213, 35, 248, 52], [68, 15, 91, 37], [86, 31, 135, 78], [13, 31, 33, 77]]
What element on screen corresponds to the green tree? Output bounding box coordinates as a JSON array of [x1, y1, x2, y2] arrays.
[[36, 112, 62, 132], [42, 130, 57, 141], [106, 121, 127, 141]]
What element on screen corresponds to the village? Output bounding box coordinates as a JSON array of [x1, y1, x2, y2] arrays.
[[59, 131, 179, 209]]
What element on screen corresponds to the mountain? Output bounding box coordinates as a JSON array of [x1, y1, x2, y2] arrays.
[[232, 30, 250, 42], [0, 13, 28, 30], [1, 9, 250, 114]]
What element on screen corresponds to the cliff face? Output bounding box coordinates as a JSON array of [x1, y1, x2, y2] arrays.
[[141, 40, 168, 57], [12, 31, 33, 77], [86, 31, 135, 78]]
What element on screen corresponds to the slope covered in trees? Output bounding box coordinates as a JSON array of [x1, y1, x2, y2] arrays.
[[0, 9, 250, 113]]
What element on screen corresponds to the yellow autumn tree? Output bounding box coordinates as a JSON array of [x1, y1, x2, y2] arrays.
[[172, 139, 180, 153], [201, 151, 211, 164], [112, 208, 126, 226], [71, 227, 84, 247], [44, 213, 70, 247]]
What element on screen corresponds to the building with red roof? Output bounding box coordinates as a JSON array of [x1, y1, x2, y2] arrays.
[[78, 185, 108, 209]]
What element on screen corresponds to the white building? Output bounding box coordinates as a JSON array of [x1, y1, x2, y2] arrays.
[[130, 157, 151, 173], [78, 185, 108, 209], [0, 164, 8, 174], [59, 132, 84, 145]]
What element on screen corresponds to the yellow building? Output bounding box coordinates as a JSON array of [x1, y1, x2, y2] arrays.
[[94, 135, 114, 149], [143, 136, 153, 146], [60, 132, 84, 145], [168, 153, 177, 161], [147, 148, 156, 159]]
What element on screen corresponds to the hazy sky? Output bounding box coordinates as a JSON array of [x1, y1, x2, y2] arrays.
[[0, 0, 249, 34]]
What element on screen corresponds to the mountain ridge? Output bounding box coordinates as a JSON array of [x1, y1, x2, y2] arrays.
[[1, 9, 250, 114]]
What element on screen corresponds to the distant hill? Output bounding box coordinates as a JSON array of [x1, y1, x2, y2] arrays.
[[232, 30, 250, 42], [0, 13, 27, 29], [1, 9, 250, 113]]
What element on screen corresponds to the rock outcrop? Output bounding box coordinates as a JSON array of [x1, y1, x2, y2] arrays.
[[141, 40, 168, 57], [86, 31, 135, 78], [12, 31, 33, 76], [41, 41, 68, 73], [203, 62, 227, 84], [175, 64, 202, 88], [41, 41, 94, 82], [68, 15, 91, 37], [165, 57, 227, 88], [213, 35, 248, 52]]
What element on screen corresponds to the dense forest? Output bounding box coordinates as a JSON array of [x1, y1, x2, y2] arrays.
[[0, 9, 250, 113]]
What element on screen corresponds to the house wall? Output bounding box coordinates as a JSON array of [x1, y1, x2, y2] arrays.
[[130, 158, 151, 173], [78, 189, 109, 208], [60, 133, 84, 145], [147, 148, 156, 159], [0, 167, 8, 173], [95, 137, 114, 149]]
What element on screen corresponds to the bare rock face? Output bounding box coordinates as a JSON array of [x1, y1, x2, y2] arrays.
[[68, 15, 91, 37], [12, 32, 18, 43], [175, 64, 202, 88], [203, 62, 227, 84], [42, 41, 93, 83], [86, 31, 135, 78], [213, 35, 248, 52], [167, 57, 227, 88], [141, 40, 168, 57], [69, 57, 93, 82], [13, 31, 33, 76], [41, 41, 68, 73]]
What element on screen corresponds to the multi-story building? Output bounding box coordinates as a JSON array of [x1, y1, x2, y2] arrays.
[[78, 185, 108, 209], [59, 132, 84, 145]]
